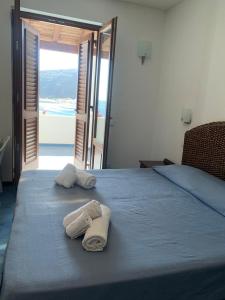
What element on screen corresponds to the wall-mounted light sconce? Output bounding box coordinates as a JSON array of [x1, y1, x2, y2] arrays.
[[181, 108, 192, 125], [137, 41, 152, 65]]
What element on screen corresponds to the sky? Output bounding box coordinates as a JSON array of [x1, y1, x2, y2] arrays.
[[40, 49, 109, 101], [40, 49, 78, 71]]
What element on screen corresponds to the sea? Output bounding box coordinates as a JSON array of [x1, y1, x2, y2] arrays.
[[39, 98, 106, 116]]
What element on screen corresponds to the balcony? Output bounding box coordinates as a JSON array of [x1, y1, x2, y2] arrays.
[[38, 114, 105, 170], [38, 114, 75, 170]]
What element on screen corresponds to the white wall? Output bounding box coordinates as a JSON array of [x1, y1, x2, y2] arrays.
[[2, 0, 225, 179], [39, 115, 75, 144], [20, 0, 165, 169], [151, 0, 225, 163], [39, 115, 105, 145], [0, 0, 165, 180], [201, 0, 225, 123]]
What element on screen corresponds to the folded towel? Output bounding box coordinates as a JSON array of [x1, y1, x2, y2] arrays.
[[82, 205, 111, 252], [55, 163, 77, 188], [65, 211, 92, 239], [63, 200, 102, 228], [76, 170, 96, 189]]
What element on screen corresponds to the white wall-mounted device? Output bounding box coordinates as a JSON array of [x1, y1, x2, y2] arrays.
[[137, 41, 152, 64], [181, 108, 192, 125]]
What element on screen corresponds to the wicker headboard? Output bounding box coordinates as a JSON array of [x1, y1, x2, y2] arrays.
[[182, 122, 225, 180]]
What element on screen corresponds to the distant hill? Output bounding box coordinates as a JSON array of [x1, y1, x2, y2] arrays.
[[40, 69, 78, 99]]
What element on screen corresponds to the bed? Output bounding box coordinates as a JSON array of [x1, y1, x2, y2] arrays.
[[1, 122, 225, 300]]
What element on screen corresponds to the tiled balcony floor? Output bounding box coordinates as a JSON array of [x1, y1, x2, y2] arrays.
[[38, 144, 74, 170], [39, 144, 74, 156]]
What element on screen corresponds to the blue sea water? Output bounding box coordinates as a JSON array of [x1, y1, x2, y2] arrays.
[[39, 99, 106, 116]]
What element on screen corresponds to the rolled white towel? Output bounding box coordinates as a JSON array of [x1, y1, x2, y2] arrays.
[[76, 170, 96, 189], [55, 163, 77, 188], [82, 205, 111, 252], [65, 211, 92, 239], [63, 200, 102, 228]]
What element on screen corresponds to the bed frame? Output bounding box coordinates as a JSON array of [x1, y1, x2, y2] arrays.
[[182, 122, 225, 180]]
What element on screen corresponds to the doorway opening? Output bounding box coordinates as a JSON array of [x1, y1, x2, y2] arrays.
[[22, 18, 94, 170], [39, 49, 76, 170], [12, 8, 117, 180]]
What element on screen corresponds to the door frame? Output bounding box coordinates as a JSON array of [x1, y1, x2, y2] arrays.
[[102, 18, 117, 169], [91, 17, 117, 169], [12, 0, 101, 181]]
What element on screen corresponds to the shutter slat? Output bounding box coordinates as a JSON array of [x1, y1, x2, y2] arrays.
[[23, 25, 39, 166], [24, 118, 38, 163], [74, 34, 93, 167], [74, 40, 90, 163]]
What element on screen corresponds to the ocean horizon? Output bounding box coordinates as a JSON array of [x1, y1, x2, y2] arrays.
[[39, 98, 106, 116]]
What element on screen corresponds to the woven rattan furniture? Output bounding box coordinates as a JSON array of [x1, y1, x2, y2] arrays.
[[182, 122, 225, 181]]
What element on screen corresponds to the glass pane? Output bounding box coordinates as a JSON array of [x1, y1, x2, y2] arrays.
[[93, 146, 103, 169], [95, 26, 111, 145]]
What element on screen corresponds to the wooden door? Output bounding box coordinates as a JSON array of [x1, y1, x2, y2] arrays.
[[22, 22, 39, 169], [74, 33, 94, 169], [91, 17, 117, 169], [12, 0, 22, 182]]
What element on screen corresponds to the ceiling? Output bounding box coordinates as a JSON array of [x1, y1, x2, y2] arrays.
[[118, 0, 183, 10], [23, 19, 93, 53]]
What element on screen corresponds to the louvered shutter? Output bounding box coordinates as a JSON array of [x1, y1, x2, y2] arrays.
[[22, 23, 39, 168], [74, 33, 94, 168]]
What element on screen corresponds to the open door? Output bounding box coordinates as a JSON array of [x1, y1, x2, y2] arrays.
[[91, 17, 117, 169], [74, 33, 94, 169], [22, 22, 40, 169]]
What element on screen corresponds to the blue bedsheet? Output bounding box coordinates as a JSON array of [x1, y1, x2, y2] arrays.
[[153, 164, 225, 217], [1, 166, 225, 300]]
